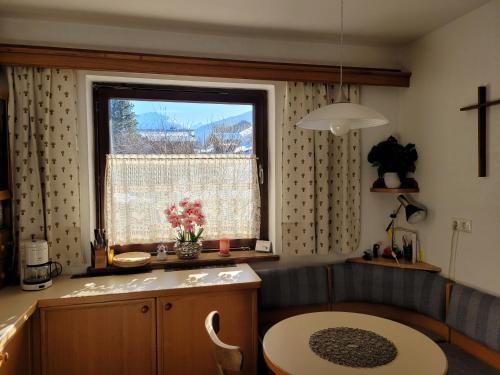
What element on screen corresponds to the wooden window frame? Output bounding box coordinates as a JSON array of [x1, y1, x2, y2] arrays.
[[93, 83, 268, 250]]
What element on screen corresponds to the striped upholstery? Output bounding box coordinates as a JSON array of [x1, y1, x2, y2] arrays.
[[255, 265, 329, 309], [446, 284, 500, 352], [332, 263, 448, 321]]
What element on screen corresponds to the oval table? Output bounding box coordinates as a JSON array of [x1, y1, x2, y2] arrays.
[[263, 312, 447, 375]]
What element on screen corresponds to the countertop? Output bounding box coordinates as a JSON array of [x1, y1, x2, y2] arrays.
[[0, 263, 261, 351]]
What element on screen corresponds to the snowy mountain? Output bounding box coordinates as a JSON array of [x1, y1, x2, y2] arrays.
[[194, 111, 252, 145], [136, 112, 182, 130]]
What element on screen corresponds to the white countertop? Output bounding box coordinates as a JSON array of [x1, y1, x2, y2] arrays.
[[0, 263, 260, 351]]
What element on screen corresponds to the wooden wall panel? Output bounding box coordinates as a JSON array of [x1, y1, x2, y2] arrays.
[[0, 44, 411, 87]]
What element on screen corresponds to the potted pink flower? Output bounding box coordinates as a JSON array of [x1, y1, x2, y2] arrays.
[[164, 198, 205, 259]]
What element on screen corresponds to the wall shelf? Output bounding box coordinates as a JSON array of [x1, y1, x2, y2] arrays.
[[0, 190, 11, 201], [370, 187, 420, 193], [347, 257, 441, 272]]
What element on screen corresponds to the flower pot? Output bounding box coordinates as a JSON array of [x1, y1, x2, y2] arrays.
[[174, 241, 202, 260], [383, 172, 401, 189]]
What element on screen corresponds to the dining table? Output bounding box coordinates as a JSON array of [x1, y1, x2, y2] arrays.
[[263, 311, 448, 375]]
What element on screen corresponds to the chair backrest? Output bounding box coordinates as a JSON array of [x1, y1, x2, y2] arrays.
[[205, 311, 243, 375]]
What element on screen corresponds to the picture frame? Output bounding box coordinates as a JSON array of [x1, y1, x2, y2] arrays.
[[255, 240, 272, 253]]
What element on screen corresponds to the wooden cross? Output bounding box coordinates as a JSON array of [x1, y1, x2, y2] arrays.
[[460, 86, 500, 177]]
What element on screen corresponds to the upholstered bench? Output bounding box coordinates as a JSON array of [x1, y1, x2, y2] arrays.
[[441, 283, 500, 373], [331, 262, 450, 341], [254, 261, 500, 374], [255, 264, 330, 325], [254, 264, 331, 374]]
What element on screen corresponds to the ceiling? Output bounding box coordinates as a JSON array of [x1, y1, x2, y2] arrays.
[[0, 0, 489, 46]]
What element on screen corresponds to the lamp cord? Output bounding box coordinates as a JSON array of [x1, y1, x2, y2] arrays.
[[448, 228, 460, 281]]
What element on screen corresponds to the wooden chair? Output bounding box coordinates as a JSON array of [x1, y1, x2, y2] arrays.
[[205, 311, 244, 375]]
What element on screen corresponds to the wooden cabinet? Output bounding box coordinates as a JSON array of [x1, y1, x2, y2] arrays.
[[0, 319, 31, 375], [157, 289, 257, 375], [39, 299, 156, 375]]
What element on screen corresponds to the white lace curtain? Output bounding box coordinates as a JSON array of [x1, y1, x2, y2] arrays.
[[105, 154, 261, 244]]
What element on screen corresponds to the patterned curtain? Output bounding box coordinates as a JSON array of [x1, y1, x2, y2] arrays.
[[7, 67, 83, 269], [282, 82, 360, 255]]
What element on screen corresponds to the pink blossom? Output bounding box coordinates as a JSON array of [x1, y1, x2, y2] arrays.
[[164, 199, 205, 239]]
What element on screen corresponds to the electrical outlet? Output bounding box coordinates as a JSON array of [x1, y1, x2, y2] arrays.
[[452, 218, 472, 233]]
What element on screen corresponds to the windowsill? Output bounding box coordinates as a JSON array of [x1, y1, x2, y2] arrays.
[[83, 250, 279, 277]]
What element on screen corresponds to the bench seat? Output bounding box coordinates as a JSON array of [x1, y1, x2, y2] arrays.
[[439, 343, 499, 375]]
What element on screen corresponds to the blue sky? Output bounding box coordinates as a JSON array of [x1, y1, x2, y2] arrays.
[[131, 100, 252, 126]]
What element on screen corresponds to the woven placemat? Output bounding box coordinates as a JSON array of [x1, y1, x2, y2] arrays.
[[309, 327, 398, 368]]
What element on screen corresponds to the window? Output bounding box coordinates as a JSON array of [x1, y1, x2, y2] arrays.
[[93, 83, 268, 249]]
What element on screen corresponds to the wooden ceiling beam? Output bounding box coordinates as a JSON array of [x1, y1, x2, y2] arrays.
[[0, 44, 410, 87]]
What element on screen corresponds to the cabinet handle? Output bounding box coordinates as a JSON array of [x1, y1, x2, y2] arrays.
[[164, 303, 172, 311], [141, 305, 149, 313]]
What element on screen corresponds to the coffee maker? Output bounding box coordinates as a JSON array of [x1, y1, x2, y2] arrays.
[[20, 240, 61, 291]]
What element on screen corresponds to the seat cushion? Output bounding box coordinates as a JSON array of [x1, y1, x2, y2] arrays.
[[255, 265, 329, 310], [446, 283, 500, 352], [332, 263, 448, 321], [439, 343, 500, 375]]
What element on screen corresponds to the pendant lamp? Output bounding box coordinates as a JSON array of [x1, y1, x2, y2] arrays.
[[296, 0, 389, 136]]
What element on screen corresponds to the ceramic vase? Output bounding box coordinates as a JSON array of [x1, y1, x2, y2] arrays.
[[383, 172, 401, 189], [174, 241, 202, 260]]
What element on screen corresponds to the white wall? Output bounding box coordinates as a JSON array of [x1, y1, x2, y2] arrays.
[[0, 15, 401, 68], [397, 0, 500, 295]]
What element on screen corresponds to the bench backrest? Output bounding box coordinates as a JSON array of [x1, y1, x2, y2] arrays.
[[447, 283, 500, 352], [255, 265, 330, 309], [332, 263, 448, 321]]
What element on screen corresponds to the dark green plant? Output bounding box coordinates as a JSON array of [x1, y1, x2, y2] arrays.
[[367, 136, 418, 179]]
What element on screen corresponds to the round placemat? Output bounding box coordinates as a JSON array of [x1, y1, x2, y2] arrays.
[[309, 327, 398, 368]]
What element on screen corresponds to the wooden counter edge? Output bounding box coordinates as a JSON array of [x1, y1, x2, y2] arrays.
[[36, 280, 262, 308], [0, 300, 38, 353], [0, 272, 261, 351]]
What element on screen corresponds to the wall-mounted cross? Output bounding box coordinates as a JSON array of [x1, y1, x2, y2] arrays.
[[460, 86, 500, 177]]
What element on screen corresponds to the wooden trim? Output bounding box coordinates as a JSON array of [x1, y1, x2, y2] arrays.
[[112, 239, 259, 253], [0, 190, 10, 201], [332, 302, 450, 341], [370, 187, 420, 193], [346, 257, 441, 272], [444, 282, 453, 341], [93, 82, 269, 240], [264, 350, 289, 375], [0, 44, 411, 87], [450, 329, 500, 371], [258, 305, 330, 326]]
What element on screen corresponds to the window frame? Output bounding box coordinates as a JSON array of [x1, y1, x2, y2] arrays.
[[93, 82, 268, 249]]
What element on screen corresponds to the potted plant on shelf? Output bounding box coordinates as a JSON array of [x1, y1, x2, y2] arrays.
[[164, 198, 205, 259], [367, 136, 418, 189]]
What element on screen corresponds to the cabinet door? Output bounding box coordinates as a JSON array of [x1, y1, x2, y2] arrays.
[[0, 320, 31, 375], [157, 289, 257, 375], [40, 299, 156, 375]]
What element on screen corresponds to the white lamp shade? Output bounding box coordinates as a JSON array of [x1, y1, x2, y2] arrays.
[[296, 102, 389, 134]]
